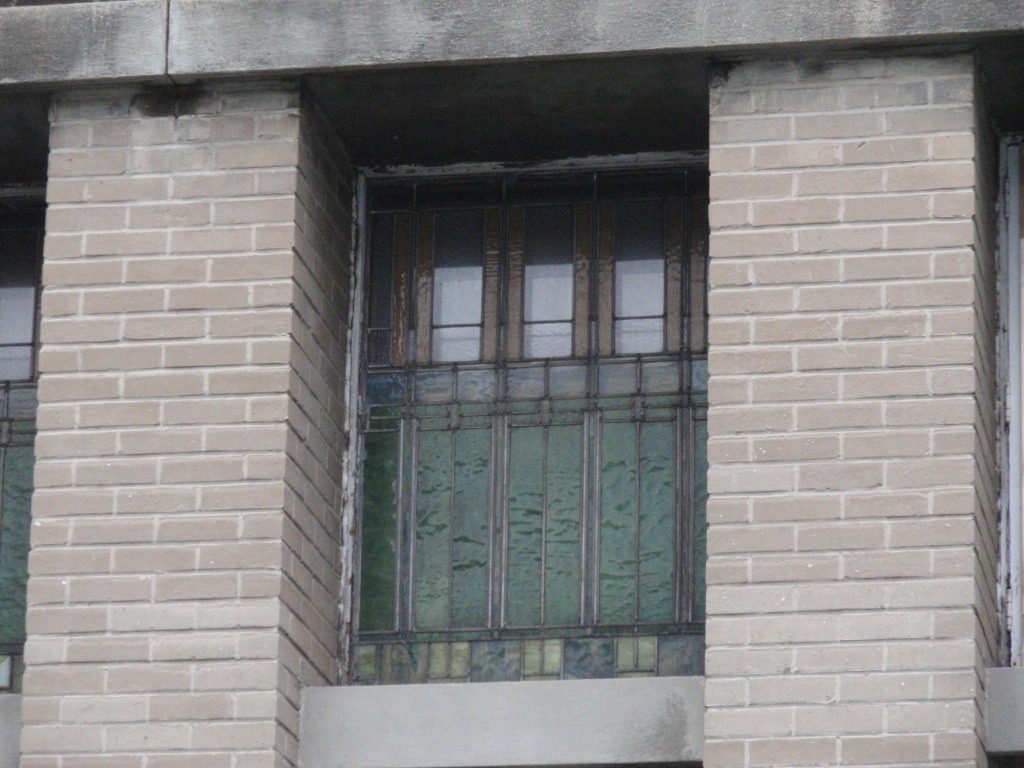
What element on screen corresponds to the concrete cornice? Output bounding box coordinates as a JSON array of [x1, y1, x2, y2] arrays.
[[0, 0, 1023, 87], [0, 0, 167, 86]]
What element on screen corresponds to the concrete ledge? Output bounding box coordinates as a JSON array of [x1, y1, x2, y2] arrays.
[[0, 695, 21, 768], [168, 0, 1024, 78], [986, 666, 1024, 755], [0, 0, 166, 86], [298, 677, 704, 768]]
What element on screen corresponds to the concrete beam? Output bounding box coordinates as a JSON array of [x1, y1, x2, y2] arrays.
[[0, 0, 166, 86], [986, 666, 1024, 755], [168, 0, 1024, 78], [298, 677, 704, 768]]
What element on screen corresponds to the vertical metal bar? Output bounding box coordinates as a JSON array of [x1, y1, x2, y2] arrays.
[[597, 202, 616, 356], [677, 406, 689, 623], [415, 212, 434, 364], [633, 418, 641, 624], [404, 419, 419, 632], [590, 413, 603, 624], [665, 199, 684, 354], [392, 212, 412, 365], [507, 207, 525, 361], [540, 420, 549, 626], [573, 204, 593, 357], [482, 208, 502, 361], [688, 198, 709, 354]]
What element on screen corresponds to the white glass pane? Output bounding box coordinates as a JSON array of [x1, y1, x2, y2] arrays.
[[523, 322, 572, 359], [615, 318, 663, 354], [615, 259, 664, 319], [433, 266, 483, 327], [0, 347, 32, 381], [525, 262, 573, 322], [432, 327, 481, 362], [0, 286, 35, 345]]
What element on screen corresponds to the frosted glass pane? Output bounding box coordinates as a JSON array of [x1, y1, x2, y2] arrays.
[[432, 327, 481, 362], [615, 259, 664, 319], [0, 348, 31, 381], [433, 209, 484, 328], [525, 263, 573, 322], [615, 318, 663, 354], [433, 266, 482, 326], [0, 287, 34, 345], [523, 322, 571, 359]]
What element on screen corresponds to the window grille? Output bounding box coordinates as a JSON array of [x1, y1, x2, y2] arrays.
[[353, 167, 708, 683]]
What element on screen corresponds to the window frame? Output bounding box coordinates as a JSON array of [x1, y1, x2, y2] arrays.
[[347, 154, 709, 684]]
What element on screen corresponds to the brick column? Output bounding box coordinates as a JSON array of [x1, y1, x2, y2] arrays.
[[705, 55, 997, 767], [21, 83, 352, 768]]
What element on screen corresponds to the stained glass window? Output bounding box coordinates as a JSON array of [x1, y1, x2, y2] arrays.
[[355, 168, 708, 684], [0, 211, 42, 692]]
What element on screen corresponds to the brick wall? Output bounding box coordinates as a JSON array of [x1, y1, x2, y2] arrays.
[[705, 54, 997, 768], [22, 82, 350, 768]]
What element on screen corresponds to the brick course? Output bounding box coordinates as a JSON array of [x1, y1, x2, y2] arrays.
[[706, 54, 998, 768]]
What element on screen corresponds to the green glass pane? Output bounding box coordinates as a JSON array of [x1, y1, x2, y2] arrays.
[[544, 424, 582, 627], [692, 414, 708, 622], [451, 428, 490, 628], [638, 420, 676, 622], [506, 427, 543, 627], [599, 421, 637, 624], [469, 640, 523, 682], [0, 445, 33, 647], [359, 431, 400, 632], [414, 430, 452, 630]]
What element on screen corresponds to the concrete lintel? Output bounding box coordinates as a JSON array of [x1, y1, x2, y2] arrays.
[[0, 0, 167, 87], [168, 0, 1024, 78], [0, 695, 21, 767], [298, 677, 704, 768], [986, 666, 1024, 755]]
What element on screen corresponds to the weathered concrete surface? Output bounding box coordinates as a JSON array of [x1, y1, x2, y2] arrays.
[[168, 0, 1024, 77], [0, 0, 1023, 86], [986, 667, 1024, 755], [0, 695, 20, 768], [298, 677, 704, 768], [0, 0, 165, 85], [309, 55, 709, 166]]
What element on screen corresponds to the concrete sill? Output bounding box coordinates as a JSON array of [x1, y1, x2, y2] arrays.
[[298, 676, 704, 768], [986, 666, 1024, 755]]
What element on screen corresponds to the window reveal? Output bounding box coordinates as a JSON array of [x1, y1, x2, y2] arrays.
[[355, 169, 708, 684]]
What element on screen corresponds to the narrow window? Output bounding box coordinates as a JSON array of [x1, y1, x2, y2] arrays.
[[0, 203, 43, 691], [355, 167, 708, 684]]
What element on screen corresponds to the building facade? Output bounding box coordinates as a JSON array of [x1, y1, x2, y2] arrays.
[[1, 1, 1024, 767]]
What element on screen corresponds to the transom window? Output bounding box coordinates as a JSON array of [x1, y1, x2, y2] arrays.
[[354, 167, 708, 684]]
